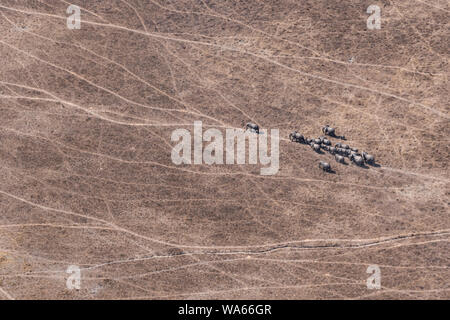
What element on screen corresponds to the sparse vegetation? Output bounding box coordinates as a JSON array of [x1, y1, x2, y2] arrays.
[[0, 0, 448, 300]]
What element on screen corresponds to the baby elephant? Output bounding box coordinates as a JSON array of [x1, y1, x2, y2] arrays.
[[335, 154, 345, 164], [319, 161, 332, 172], [246, 122, 259, 134], [362, 152, 375, 165]]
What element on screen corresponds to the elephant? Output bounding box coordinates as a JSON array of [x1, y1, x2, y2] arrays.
[[350, 151, 361, 158], [335, 154, 345, 164], [245, 122, 259, 134], [311, 143, 321, 152], [362, 152, 375, 165], [336, 147, 346, 155], [319, 161, 332, 172], [289, 131, 305, 143], [350, 154, 364, 166], [322, 125, 336, 136]]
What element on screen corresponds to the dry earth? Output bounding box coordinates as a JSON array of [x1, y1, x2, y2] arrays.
[[0, 0, 449, 299]]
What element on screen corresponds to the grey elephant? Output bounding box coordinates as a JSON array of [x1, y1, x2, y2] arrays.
[[336, 148, 346, 155], [289, 131, 305, 143], [246, 122, 259, 134], [311, 143, 321, 152], [362, 152, 375, 165], [319, 161, 332, 172], [322, 125, 336, 136], [350, 150, 361, 158], [350, 154, 364, 166], [335, 154, 345, 164]]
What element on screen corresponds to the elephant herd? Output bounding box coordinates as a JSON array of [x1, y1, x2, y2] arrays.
[[244, 122, 377, 173], [290, 125, 376, 172]]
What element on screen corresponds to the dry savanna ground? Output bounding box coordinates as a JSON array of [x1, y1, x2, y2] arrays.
[[0, 0, 449, 299]]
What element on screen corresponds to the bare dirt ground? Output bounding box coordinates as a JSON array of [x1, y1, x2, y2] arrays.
[[0, 0, 448, 299]]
